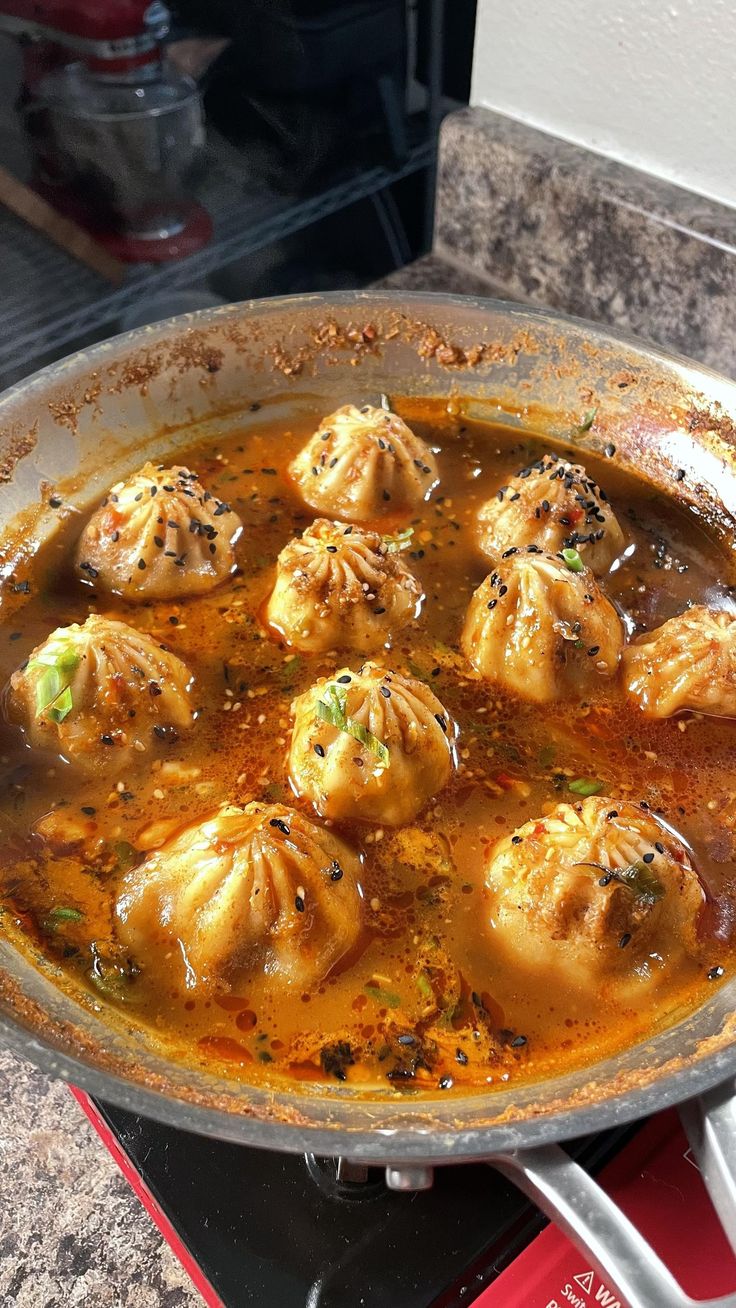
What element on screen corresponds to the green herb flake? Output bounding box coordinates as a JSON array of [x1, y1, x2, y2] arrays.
[[44, 905, 84, 929], [29, 643, 80, 723], [114, 841, 138, 872], [538, 743, 556, 768], [316, 683, 389, 766], [382, 527, 414, 554], [561, 547, 585, 573], [416, 971, 433, 1000], [365, 984, 401, 1009], [577, 859, 665, 905], [568, 776, 604, 796], [573, 407, 598, 435]]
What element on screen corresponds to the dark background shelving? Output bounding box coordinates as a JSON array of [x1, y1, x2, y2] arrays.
[[0, 0, 478, 386]]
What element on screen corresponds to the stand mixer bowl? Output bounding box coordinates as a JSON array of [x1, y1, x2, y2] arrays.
[[30, 63, 205, 241]]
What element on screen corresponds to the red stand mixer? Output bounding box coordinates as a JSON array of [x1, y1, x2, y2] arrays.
[[0, 0, 212, 261]]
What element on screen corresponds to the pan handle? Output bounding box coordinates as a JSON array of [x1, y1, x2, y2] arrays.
[[680, 1078, 736, 1258], [489, 1101, 736, 1308]]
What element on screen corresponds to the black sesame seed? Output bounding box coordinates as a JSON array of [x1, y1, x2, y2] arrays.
[[438, 1075, 453, 1090], [434, 713, 447, 732], [487, 599, 497, 610], [675, 469, 686, 481], [397, 1034, 415, 1045], [511, 835, 522, 845], [619, 932, 632, 948], [510, 1034, 527, 1048], [455, 1048, 468, 1065], [154, 536, 164, 548], [326, 544, 338, 553], [294, 894, 305, 913], [329, 860, 343, 881], [169, 615, 179, 625], [100, 734, 114, 746], [153, 724, 179, 743], [708, 965, 725, 980], [499, 585, 508, 597], [382, 490, 391, 501], [654, 841, 664, 854], [49, 496, 62, 508], [81, 806, 96, 816], [314, 743, 325, 757], [9, 632, 21, 641], [380, 685, 391, 698], [374, 606, 386, 615], [642, 852, 655, 863], [12, 580, 30, 594], [261, 468, 277, 476], [137, 559, 146, 570], [337, 674, 351, 684], [587, 645, 600, 656], [269, 817, 290, 835]]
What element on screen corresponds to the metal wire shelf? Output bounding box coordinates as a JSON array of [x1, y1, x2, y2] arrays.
[[0, 137, 433, 387]]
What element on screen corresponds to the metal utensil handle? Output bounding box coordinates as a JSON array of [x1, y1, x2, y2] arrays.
[[489, 1081, 736, 1308]]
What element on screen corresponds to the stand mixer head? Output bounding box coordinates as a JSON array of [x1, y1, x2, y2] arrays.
[[0, 0, 211, 261]]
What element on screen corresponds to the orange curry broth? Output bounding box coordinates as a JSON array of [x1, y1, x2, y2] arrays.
[[0, 397, 734, 1096]]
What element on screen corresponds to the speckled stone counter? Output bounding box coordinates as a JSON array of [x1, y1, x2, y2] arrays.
[[432, 107, 736, 377], [0, 1052, 203, 1307]]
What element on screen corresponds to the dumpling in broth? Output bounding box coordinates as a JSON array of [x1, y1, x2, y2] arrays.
[[7, 615, 194, 769], [75, 462, 243, 600], [288, 404, 438, 522], [477, 453, 625, 576], [485, 798, 704, 989], [288, 662, 456, 826], [461, 547, 623, 703], [264, 518, 422, 653], [115, 802, 364, 992], [623, 605, 736, 718]]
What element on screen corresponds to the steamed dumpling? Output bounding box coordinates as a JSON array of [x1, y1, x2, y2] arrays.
[[288, 404, 438, 522], [623, 606, 736, 718], [477, 453, 625, 575], [7, 615, 194, 767], [485, 798, 704, 986], [116, 802, 363, 991], [265, 518, 423, 653], [75, 461, 243, 600], [288, 663, 456, 825], [461, 547, 623, 703]]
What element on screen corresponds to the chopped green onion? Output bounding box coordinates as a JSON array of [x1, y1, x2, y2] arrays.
[[561, 547, 584, 573], [382, 527, 414, 554], [573, 407, 597, 435], [577, 859, 665, 905], [48, 685, 73, 723], [568, 777, 604, 796], [316, 683, 390, 765], [29, 644, 80, 723], [416, 971, 433, 1000], [365, 984, 401, 1008], [114, 841, 138, 872], [44, 905, 83, 928]]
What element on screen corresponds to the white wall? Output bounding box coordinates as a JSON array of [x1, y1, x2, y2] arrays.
[[471, 0, 736, 210]]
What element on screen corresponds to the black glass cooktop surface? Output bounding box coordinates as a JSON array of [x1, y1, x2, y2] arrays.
[[92, 1098, 637, 1308]]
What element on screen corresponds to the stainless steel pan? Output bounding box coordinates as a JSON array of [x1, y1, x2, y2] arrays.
[[1, 292, 735, 1306]]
